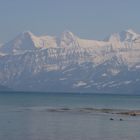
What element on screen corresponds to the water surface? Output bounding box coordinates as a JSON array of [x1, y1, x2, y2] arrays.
[[0, 92, 140, 140]]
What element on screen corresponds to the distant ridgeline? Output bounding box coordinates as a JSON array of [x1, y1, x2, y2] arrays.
[[0, 29, 140, 94]]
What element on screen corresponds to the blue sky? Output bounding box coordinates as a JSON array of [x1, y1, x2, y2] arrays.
[[0, 0, 140, 43]]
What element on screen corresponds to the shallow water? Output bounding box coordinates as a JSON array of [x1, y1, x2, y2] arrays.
[[0, 92, 140, 140]]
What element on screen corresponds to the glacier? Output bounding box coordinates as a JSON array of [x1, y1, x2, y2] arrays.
[[0, 29, 140, 93]]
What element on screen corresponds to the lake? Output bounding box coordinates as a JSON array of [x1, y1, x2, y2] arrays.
[[0, 92, 140, 140]]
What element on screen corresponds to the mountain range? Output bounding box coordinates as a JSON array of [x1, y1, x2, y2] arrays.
[[0, 29, 140, 94]]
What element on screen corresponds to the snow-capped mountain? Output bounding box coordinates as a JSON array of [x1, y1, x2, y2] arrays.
[[0, 29, 140, 94], [1, 31, 57, 54]]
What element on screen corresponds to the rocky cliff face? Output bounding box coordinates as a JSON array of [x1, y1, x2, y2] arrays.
[[0, 29, 140, 93]]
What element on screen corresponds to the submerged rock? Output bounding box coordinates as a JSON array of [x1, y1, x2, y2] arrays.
[[110, 118, 114, 120]]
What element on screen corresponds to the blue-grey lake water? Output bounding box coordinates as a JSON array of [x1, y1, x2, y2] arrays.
[[0, 92, 140, 140]]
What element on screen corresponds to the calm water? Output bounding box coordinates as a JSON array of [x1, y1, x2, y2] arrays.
[[0, 92, 140, 140]]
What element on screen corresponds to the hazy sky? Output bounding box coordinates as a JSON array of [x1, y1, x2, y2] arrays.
[[0, 0, 140, 43]]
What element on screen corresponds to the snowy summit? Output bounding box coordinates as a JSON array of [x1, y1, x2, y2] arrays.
[[0, 29, 140, 93]]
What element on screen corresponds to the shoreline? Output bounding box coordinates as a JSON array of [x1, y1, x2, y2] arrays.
[[23, 106, 140, 116]]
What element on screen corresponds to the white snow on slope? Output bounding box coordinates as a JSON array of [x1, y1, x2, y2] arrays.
[[1, 29, 140, 68], [30, 33, 57, 49], [0, 31, 57, 54]]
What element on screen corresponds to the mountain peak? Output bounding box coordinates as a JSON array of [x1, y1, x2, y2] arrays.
[[21, 31, 35, 37], [60, 30, 79, 47], [118, 29, 140, 41], [0, 31, 37, 54], [125, 29, 137, 34], [61, 30, 76, 39], [108, 29, 140, 42]]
